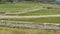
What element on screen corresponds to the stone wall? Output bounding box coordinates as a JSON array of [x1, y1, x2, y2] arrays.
[[0, 20, 60, 30]]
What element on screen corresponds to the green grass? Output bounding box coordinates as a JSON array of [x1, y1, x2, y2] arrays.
[[0, 3, 41, 11], [0, 3, 60, 11], [0, 26, 60, 34], [0, 17, 60, 23], [6, 10, 60, 16]]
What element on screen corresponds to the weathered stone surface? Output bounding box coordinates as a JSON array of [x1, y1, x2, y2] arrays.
[[0, 20, 60, 30]]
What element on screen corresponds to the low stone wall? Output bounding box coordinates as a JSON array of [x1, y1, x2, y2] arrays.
[[0, 21, 60, 30]]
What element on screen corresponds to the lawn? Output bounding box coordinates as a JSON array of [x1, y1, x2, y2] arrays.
[[0, 26, 60, 34], [6, 9, 60, 16], [0, 17, 60, 23]]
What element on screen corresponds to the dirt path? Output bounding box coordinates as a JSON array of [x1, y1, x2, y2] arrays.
[[0, 14, 60, 18]]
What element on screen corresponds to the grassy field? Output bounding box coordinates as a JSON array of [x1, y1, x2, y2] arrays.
[[0, 3, 60, 11], [0, 17, 60, 23], [1, 3, 60, 34], [0, 26, 60, 34], [6, 10, 60, 16], [0, 3, 41, 11]]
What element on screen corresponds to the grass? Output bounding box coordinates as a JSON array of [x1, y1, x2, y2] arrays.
[[0, 3, 60, 34], [0, 26, 60, 34], [0, 3, 41, 11], [6, 10, 60, 16], [0, 3, 60, 11], [0, 17, 60, 23]]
